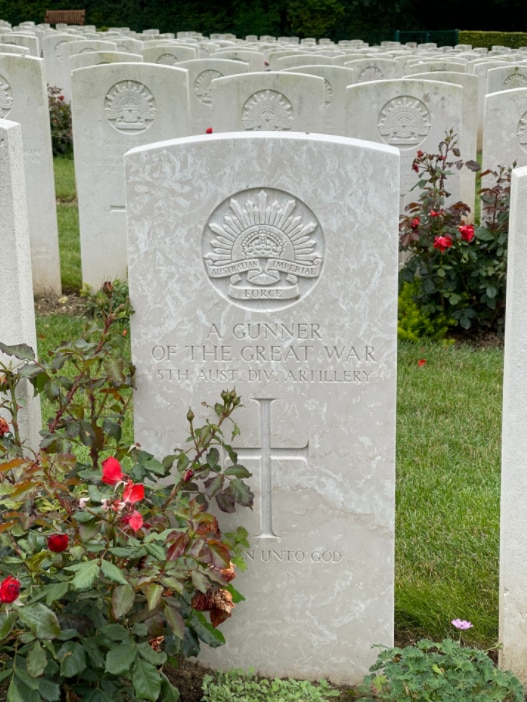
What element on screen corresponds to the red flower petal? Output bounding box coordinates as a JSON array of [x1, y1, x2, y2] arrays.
[[102, 457, 124, 485], [123, 480, 145, 504], [128, 511, 143, 532]]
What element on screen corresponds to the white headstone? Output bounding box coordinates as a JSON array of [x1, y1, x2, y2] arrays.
[[482, 89, 527, 172], [177, 58, 249, 134], [125, 131, 399, 685], [0, 119, 41, 449], [71, 62, 190, 289], [142, 43, 197, 64], [0, 54, 61, 293], [211, 71, 325, 132], [500, 163, 527, 685], [282, 65, 356, 135], [346, 78, 463, 211]]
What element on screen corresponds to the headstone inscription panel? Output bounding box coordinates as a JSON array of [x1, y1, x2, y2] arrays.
[[125, 132, 399, 684]]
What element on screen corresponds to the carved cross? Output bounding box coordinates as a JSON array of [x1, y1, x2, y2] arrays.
[[236, 397, 309, 539]]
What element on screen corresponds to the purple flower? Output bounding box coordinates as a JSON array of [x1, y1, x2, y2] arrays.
[[452, 619, 473, 630]]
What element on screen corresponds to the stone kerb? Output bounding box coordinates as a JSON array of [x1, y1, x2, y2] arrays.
[[125, 131, 399, 684], [0, 119, 42, 450], [346, 78, 463, 212], [211, 71, 325, 133], [0, 54, 61, 294], [500, 164, 527, 685], [71, 62, 190, 289]]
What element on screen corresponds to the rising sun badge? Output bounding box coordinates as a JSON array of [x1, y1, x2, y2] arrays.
[[203, 188, 324, 311]]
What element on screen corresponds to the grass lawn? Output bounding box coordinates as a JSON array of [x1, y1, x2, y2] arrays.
[[48, 155, 505, 651]]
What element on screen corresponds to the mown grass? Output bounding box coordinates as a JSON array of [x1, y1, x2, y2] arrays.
[[54, 155, 81, 292], [49, 155, 504, 649], [396, 341, 503, 647]]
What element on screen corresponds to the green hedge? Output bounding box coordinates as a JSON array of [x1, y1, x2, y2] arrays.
[[459, 30, 527, 49]]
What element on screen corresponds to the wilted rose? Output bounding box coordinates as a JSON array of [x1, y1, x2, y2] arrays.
[[0, 417, 9, 437]]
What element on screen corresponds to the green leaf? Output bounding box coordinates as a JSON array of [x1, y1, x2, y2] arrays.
[[112, 583, 135, 619], [100, 559, 128, 585], [230, 478, 254, 508], [36, 678, 60, 702], [102, 418, 122, 442], [58, 640, 86, 678], [99, 623, 128, 641], [66, 561, 100, 590], [163, 603, 185, 639], [206, 447, 219, 467], [0, 342, 35, 360], [132, 659, 161, 702], [17, 603, 60, 640], [190, 612, 225, 647], [224, 465, 251, 478], [105, 642, 136, 676], [43, 582, 69, 606], [144, 542, 166, 561], [160, 673, 180, 701], [26, 641, 48, 678], [7, 675, 40, 702], [0, 611, 17, 640], [145, 583, 164, 611], [137, 641, 166, 666]]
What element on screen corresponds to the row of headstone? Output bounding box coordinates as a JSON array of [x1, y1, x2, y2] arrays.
[[4, 20, 527, 296], [5, 31, 527, 684]]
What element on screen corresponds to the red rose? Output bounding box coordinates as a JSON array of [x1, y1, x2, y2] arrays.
[[122, 480, 144, 504], [102, 457, 124, 485], [183, 469, 194, 482], [433, 236, 453, 252], [205, 127, 213, 134], [0, 576, 20, 603], [430, 209, 444, 217], [412, 162, 419, 173], [411, 217, 420, 229], [48, 534, 69, 553], [417, 150, 424, 157], [459, 224, 475, 243]]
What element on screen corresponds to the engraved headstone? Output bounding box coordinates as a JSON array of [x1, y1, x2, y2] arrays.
[[487, 65, 527, 94], [0, 54, 61, 293], [71, 62, 190, 288], [211, 71, 325, 133], [141, 43, 198, 64], [177, 58, 249, 134], [343, 57, 401, 81], [282, 64, 357, 135], [405, 71, 478, 213], [0, 119, 41, 449], [125, 131, 399, 684], [55, 39, 118, 102], [499, 163, 527, 685], [346, 78, 463, 211], [482, 88, 527, 173]]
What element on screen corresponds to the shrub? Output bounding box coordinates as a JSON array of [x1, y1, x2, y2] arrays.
[[398, 281, 452, 342], [399, 130, 512, 334], [0, 286, 253, 701], [359, 639, 524, 701], [202, 669, 340, 701], [48, 84, 73, 157]]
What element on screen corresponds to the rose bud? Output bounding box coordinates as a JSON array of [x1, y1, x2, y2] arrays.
[[47, 534, 69, 553]]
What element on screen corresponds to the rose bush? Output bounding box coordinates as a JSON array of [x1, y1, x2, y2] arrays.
[[399, 129, 513, 334], [0, 287, 253, 701]]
